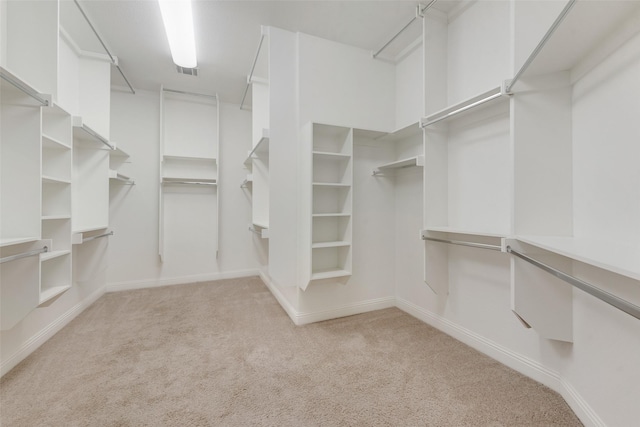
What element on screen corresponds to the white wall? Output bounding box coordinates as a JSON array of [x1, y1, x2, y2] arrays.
[[107, 90, 259, 290]]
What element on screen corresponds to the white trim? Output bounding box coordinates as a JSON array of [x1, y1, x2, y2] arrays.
[[1, 285, 106, 377], [296, 297, 396, 325], [561, 378, 607, 427], [259, 270, 300, 324], [106, 269, 261, 293], [395, 297, 604, 427], [396, 297, 561, 389]]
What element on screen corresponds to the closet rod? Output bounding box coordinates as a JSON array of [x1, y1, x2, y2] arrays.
[[372, 0, 438, 59], [163, 88, 218, 100], [73, 0, 135, 95], [239, 34, 266, 110], [0, 69, 50, 106], [82, 231, 113, 243], [0, 246, 48, 264], [506, 0, 576, 93], [422, 236, 502, 252], [421, 91, 504, 128], [506, 246, 640, 321]]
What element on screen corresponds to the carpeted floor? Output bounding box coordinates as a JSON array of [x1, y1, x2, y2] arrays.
[[0, 276, 582, 426]]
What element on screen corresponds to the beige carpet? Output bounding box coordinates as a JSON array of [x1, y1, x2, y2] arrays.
[[1, 276, 582, 426]]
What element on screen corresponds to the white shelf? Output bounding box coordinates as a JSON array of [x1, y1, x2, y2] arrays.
[[42, 134, 71, 150], [311, 269, 351, 281], [424, 226, 508, 239], [109, 169, 134, 184], [374, 155, 424, 174], [72, 225, 108, 234], [40, 250, 71, 262], [72, 116, 111, 149], [0, 236, 39, 247], [516, 236, 640, 281], [42, 176, 71, 185], [312, 213, 351, 218], [252, 222, 269, 229], [162, 177, 217, 184], [244, 130, 270, 165], [312, 182, 351, 188], [421, 86, 508, 128], [110, 145, 130, 159], [515, 1, 640, 83], [42, 215, 71, 221], [311, 241, 351, 249], [0, 66, 51, 107], [38, 285, 71, 306], [163, 154, 216, 162], [312, 151, 351, 161]]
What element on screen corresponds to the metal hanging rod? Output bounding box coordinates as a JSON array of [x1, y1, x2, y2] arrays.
[[421, 88, 506, 128], [0, 68, 50, 106], [163, 88, 219, 100], [82, 231, 113, 243], [373, 1, 438, 59], [240, 33, 266, 110], [0, 246, 49, 264], [506, 246, 640, 321], [422, 236, 502, 252], [73, 0, 135, 95], [506, 0, 576, 93]]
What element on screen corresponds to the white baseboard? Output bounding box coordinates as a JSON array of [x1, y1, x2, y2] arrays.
[[395, 297, 603, 427], [259, 272, 396, 326], [1, 285, 106, 377], [106, 269, 261, 293]]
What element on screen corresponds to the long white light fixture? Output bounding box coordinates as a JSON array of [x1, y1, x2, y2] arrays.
[[158, 0, 197, 68]]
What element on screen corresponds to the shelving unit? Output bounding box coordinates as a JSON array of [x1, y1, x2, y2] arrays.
[[159, 88, 220, 261], [109, 146, 134, 185], [307, 123, 353, 286], [0, 69, 44, 248]]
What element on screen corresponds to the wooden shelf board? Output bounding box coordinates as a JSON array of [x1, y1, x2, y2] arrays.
[[0, 236, 39, 247], [375, 155, 424, 172], [39, 285, 71, 306], [421, 86, 507, 128], [42, 215, 71, 221], [424, 226, 508, 239], [41, 250, 71, 262], [311, 269, 351, 281], [42, 175, 71, 185], [42, 134, 71, 150], [516, 236, 640, 281], [312, 241, 351, 249]]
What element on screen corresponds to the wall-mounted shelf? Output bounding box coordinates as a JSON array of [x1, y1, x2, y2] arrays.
[[311, 241, 351, 249], [373, 155, 424, 175], [109, 170, 135, 185], [72, 116, 113, 149], [244, 129, 270, 165], [0, 66, 52, 107], [42, 134, 71, 150], [42, 176, 71, 185], [312, 151, 351, 161], [0, 237, 40, 248], [311, 268, 351, 281], [40, 249, 71, 262], [517, 236, 640, 281], [421, 86, 509, 128], [162, 177, 217, 186]]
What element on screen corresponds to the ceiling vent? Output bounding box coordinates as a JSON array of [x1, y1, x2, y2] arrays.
[[176, 66, 198, 76]]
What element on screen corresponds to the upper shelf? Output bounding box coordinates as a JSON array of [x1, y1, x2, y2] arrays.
[[0, 66, 51, 107], [72, 116, 113, 150], [244, 129, 270, 165], [517, 235, 640, 281], [511, 0, 640, 88], [421, 86, 510, 128]]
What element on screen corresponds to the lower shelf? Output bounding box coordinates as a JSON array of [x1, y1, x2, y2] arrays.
[[39, 285, 71, 306], [311, 269, 351, 281]]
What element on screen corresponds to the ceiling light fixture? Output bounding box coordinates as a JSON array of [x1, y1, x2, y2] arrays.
[[158, 0, 197, 68]]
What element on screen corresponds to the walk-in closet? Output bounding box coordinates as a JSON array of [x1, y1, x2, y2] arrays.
[[1, 1, 639, 425]]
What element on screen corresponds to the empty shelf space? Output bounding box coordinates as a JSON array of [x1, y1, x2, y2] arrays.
[[311, 241, 351, 249], [162, 177, 217, 185], [421, 86, 509, 128], [40, 250, 71, 262], [516, 236, 640, 281], [0, 236, 39, 247], [39, 285, 71, 306], [312, 213, 351, 218], [42, 176, 71, 185], [374, 155, 424, 174], [42, 134, 71, 150], [312, 182, 351, 188], [312, 151, 351, 161], [42, 215, 71, 220], [163, 154, 216, 162], [311, 269, 351, 281]]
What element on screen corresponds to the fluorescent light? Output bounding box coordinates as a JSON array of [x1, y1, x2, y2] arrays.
[[158, 0, 197, 68]]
